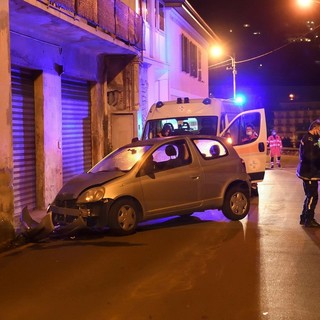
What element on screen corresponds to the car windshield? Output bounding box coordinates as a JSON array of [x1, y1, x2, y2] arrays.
[[90, 146, 152, 173], [142, 116, 218, 139]]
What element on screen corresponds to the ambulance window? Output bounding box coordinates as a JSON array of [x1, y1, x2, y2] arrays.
[[198, 116, 218, 135], [220, 114, 227, 133], [142, 121, 158, 140], [176, 118, 197, 131], [225, 112, 261, 146], [160, 119, 177, 129]]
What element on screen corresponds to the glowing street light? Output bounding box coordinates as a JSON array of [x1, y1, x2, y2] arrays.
[[297, 0, 313, 7], [210, 46, 237, 100], [297, 0, 320, 7], [210, 46, 223, 57]]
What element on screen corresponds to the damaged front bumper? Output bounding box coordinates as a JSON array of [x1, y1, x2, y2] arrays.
[[20, 206, 88, 242], [49, 201, 110, 227], [50, 205, 87, 225], [20, 200, 111, 242]]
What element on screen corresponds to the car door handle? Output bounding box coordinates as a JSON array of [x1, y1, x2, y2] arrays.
[[258, 142, 265, 152], [191, 176, 200, 180]]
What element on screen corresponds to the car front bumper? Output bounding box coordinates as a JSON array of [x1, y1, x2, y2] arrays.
[[49, 201, 112, 227]]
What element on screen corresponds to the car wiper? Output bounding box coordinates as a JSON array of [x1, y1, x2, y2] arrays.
[[96, 167, 129, 173]]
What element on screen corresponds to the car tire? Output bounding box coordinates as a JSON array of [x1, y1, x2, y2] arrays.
[[108, 198, 139, 235], [222, 186, 250, 221]]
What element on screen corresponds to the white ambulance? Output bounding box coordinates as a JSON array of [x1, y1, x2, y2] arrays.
[[141, 97, 267, 194]]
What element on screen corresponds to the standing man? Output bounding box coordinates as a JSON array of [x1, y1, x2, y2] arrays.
[[296, 119, 320, 227], [267, 129, 283, 168]]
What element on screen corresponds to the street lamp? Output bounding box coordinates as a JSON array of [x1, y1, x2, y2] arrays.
[[297, 0, 320, 7], [228, 56, 237, 100], [210, 46, 237, 100]]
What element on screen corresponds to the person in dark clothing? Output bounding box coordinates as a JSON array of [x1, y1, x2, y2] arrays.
[[157, 123, 172, 137], [296, 119, 320, 227]]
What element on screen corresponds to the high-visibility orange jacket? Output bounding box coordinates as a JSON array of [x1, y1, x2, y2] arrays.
[[267, 135, 282, 157]]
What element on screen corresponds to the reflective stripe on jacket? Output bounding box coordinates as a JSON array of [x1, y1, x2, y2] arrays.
[[267, 135, 282, 157]]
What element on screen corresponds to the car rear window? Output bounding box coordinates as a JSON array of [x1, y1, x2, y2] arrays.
[[192, 139, 227, 159]]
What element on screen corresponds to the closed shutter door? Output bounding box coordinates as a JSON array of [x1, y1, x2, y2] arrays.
[[11, 67, 37, 218], [61, 77, 92, 184]]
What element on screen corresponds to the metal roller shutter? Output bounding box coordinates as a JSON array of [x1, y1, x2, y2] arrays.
[[61, 77, 92, 184], [11, 67, 37, 218]]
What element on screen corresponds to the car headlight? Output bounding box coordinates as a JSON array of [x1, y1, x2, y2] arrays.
[[77, 186, 105, 203]]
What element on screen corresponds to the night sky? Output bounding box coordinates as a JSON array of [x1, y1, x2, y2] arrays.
[[189, 0, 320, 91]]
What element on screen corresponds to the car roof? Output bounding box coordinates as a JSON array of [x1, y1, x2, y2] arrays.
[[125, 135, 231, 149]]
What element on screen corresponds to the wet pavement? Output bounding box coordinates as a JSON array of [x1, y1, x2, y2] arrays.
[[250, 156, 320, 319]]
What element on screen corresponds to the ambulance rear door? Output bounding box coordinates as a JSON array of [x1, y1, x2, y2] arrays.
[[220, 108, 267, 184]]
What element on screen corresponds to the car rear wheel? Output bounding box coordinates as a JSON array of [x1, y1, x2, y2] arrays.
[[222, 186, 250, 220], [108, 198, 139, 235]]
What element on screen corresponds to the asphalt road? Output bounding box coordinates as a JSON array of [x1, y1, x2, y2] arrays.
[[1, 155, 320, 320]]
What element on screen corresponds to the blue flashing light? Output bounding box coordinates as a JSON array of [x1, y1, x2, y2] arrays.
[[234, 94, 246, 106], [156, 101, 164, 108], [202, 98, 211, 105]]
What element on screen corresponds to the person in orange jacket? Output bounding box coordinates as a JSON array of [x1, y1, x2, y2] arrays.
[[267, 129, 282, 168]]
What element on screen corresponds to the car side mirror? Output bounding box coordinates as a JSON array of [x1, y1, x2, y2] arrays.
[[137, 159, 156, 178]]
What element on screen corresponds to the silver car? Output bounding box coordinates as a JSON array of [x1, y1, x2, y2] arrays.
[[49, 136, 251, 235]]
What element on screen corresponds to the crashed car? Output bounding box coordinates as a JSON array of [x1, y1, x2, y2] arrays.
[[48, 136, 251, 235]]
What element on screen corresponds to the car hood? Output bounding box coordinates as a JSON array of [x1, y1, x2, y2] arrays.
[[56, 171, 126, 200]]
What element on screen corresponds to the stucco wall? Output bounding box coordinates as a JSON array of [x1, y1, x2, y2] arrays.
[[166, 10, 209, 99], [0, 0, 15, 248], [1, 18, 108, 244]]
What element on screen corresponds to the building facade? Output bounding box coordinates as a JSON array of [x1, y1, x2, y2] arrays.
[[137, 0, 217, 138], [273, 101, 320, 147], [0, 0, 216, 246]]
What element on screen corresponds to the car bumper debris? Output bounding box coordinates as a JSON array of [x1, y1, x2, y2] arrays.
[[20, 206, 87, 242]]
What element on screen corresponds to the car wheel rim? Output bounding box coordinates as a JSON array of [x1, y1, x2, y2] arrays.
[[230, 192, 248, 215], [118, 205, 136, 231]]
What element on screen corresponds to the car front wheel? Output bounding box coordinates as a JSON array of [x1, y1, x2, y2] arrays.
[[108, 198, 139, 235], [222, 186, 250, 220]]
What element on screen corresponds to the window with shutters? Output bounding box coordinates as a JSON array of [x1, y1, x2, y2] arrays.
[[181, 34, 202, 80], [155, 0, 165, 31]]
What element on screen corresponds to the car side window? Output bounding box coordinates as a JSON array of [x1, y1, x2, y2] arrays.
[[151, 140, 192, 171], [192, 139, 227, 159]]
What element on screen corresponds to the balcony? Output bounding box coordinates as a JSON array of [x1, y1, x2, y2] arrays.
[[10, 0, 143, 54]]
